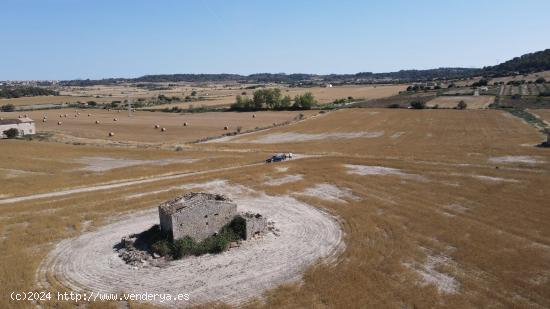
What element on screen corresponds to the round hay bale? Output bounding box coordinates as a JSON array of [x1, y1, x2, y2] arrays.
[[95, 120, 100, 124], [154, 124, 160, 129], [57, 121, 62, 125], [18, 115, 22, 118], [24, 114, 28, 118], [161, 127, 166, 132], [64, 114, 68, 118], [224, 126, 229, 130], [183, 122, 188, 126], [113, 118, 118, 121], [87, 114, 91, 117], [252, 114, 256, 118], [108, 132, 115, 137], [42, 119, 47, 122], [59, 114, 63, 118]]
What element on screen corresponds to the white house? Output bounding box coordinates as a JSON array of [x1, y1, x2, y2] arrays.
[[0, 117, 36, 138]]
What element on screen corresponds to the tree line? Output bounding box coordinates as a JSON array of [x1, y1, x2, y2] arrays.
[[230, 88, 316, 111], [0, 87, 58, 98]]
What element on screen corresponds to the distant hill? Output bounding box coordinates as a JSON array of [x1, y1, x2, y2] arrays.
[[59, 49, 549, 86], [482, 49, 550, 77]]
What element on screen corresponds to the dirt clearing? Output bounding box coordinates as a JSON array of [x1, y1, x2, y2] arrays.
[[37, 181, 344, 307]]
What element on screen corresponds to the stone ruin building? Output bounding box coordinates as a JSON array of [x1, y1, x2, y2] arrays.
[[158, 192, 267, 242]]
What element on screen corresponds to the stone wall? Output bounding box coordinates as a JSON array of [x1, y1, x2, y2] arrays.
[[244, 214, 268, 240], [159, 195, 237, 242]]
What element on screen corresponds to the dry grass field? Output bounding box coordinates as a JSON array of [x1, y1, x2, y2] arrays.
[[530, 109, 550, 124], [2, 84, 406, 111], [141, 84, 407, 110], [0, 95, 119, 107], [1, 108, 550, 308], [0, 109, 316, 144], [426, 96, 495, 109]]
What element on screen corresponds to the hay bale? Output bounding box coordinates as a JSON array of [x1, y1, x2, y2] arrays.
[[87, 114, 91, 117], [95, 120, 100, 124], [161, 127, 166, 132], [183, 122, 188, 126], [113, 118, 118, 121], [109, 132, 115, 137], [252, 114, 256, 118], [57, 121, 62, 125], [224, 126, 229, 130], [42, 119, 47, 122], [154, 124, 160, 129], [24, 114, 28, 118]]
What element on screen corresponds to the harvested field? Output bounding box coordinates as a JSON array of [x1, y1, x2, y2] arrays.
[[142, 84, 407, 110], [0, 95, 119, 106], [426, 96, 495, 109], [1, 108, 550, 308], [531, 109, 550, 124], [0, 109, 316, 144]]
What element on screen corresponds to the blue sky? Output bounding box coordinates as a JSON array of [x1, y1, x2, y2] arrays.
[[1, 0, 549, 80]]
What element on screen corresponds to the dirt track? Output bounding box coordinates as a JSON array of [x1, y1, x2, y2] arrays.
[[36, 181, 344, 307]]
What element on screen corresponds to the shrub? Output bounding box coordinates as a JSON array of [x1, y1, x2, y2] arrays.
[[152, 239, 172, 256], [535, 77, 546, 84], [432, 104, 439, 109], [3, 128, 19, 139], [410, 101, 426, 109], [293, 92, 316, 110], [149, 216, 247, 260], [387, 103, 400, 108], [511, 94, 522, 100], [472, 79, 488, 87], [456, 100, 467, 110], [1, 104, 15, 112], [171, 236, 196, 259]]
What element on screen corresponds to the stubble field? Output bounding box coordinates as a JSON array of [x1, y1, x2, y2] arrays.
[[0, 109, 316, 144], [1, 108, 549, 308]]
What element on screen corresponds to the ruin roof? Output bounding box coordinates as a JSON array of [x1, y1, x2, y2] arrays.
[[159, 192, 232, 215]]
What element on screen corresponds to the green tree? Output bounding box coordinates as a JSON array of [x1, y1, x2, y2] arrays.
[[456, 100, 467, 110], [1, 104, 15, 112], [265, 88, 282, 109], [3, 128, 19, 139], [279, 95, 292, 110], [535, 77, 546, 84], [410, 101, 426, 109], [253, 89, 267, 109], [293, 92, 316, 110]]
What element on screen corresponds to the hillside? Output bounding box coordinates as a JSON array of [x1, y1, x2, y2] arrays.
[[58, 49, 550, 86], [483, 49, 550, 77]]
